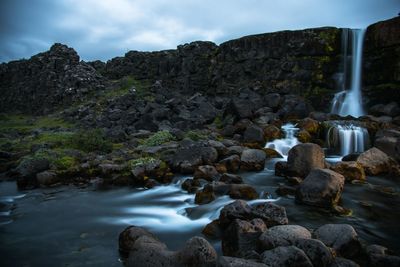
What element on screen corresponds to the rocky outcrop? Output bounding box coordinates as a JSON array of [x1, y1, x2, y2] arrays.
[[364, 16, 400, 106], [0, 43, 105, 114]]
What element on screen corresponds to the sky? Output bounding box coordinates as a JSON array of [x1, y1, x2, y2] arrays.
[[0, 0, 398, 63]]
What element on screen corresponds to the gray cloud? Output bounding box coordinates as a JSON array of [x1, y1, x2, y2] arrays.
[[0, 0, 398, 63]]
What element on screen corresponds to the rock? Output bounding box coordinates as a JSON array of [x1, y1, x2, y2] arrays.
[[240, 149, 266, 171], [356, 147, 393, 175], [250, 202, 288, 227], [181, 178, 201, 193], [119, 225, 160, 254], [294, 238, 333, 267], [218, 256, 268, 267], [219, 173, 243, 184], [228, 184, 258, 200], [99, 163, 125, 176], [219, 155, 241, 173], [296, 168, 345, 208], [219, 200, 253, 227], [329, 257, 359, 267], [222, 218, 267, 257], [131, 159, 171, 183], [225, 99, 254, 120], [243, 125, 265, 145], [260, 246, 313, 267], [331, 161, 366, 182], [297, 118, 320, 135], [126, 235, 175, 267], [16, 157, 50, 188], [202, 219, 222, 239], [263, 125, 282, 142], [194, 165, 220, 181], [366, 244, 400, 267], [287, 143, 325, 177], [195, 184, 216, 204], [226, 146, 245, 156], [36, 171, 59, 186], [296, 129, 312, 143], [169, 146, 218, 174], [375, 135, 400, 162], [176, 236, 218, 267], [275, 161, 289, 177], [259, 225, 311, 251], [314, 224, 361, 258]]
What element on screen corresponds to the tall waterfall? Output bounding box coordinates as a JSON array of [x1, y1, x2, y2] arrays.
[[326, 121, 369, 157], [331, 29, 365, 117], [265, 123, 299, 158]]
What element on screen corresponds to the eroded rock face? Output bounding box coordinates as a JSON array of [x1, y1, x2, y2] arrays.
[[287, 143, 325, 177], [296, 168, 345, 208], [0, 43, 105, 114]]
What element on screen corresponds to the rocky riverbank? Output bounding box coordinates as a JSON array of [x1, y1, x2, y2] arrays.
[[0, 16, 399, 267]]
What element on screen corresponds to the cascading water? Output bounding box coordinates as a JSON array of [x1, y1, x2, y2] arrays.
[[265, 123, 299, 158], [331, 28, 365, 118], [326, 121, 369, 157]]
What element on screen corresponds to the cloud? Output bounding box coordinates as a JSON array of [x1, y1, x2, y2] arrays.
[[0, 0, 398, 62]]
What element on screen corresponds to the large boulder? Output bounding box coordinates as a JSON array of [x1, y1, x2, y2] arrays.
[[222, 218, 267, 257], [356, 147, 393, 175], [314, 224, 361, 259], [294, 238, 333, 267], [250, 202, 288, 227], [331, 161, 366, 182], [260, 246, 313, 267], [176, 236, 218, 267], [219, 200, 253, 226], [218, 256, 268, 267], [365, 244, 400, 267], [36, 171, 59, 186], [169, 146, 218, 174], [193, 165, 220, 181], [16, 157, 50, 189], [374, 132, 400, 162], [258, 225, 312, 250], [296, 168, 345, 208], [243, 125, 265, 145], [119, 225, 161, 254], [219, 155, 241, 173], [240, 149, 266, 171], [287, 143, 325, 177]]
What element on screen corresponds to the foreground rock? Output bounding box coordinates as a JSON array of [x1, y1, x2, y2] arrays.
[[356, 147, 394, 176], [119, 226, 217, 267], [258, 225, 312, 250], [218, 256, 268, 267], [296, 168, 345, 208], [314, 224, 361, 259], [240, 149, 266, 171], [331, 161, 366, 182], [260, 246, 313, 267], [286, 143, 325, 177]]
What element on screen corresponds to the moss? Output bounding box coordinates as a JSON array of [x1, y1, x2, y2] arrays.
[[213, 116, 224, 129], [53, 156, 77, 170], [318, 29, 339, 53], [183, 130, 208, 141], [0, 114, 74, 133], [70, 129, 113, 153], [141, 131, 175, 146], [128, 157, 157, 168]]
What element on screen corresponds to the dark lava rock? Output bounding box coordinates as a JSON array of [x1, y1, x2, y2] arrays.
[[287, 143, 325, 177], [218, 256, 268, 267], [294, 238, 333, 267], [176, 236, 218, 267], [250, 202, 288, 227], [258, 225, 312, 250], [260, 246, 313, 267], [240, 149, 266, 171], [219, 200, 253, 227]]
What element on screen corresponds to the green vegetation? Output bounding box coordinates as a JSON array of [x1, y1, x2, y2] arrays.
[[53, 155, 77, 170], [70, 129, 113, 153], [128, 157, 158, 168], [183, 130, 208, 141], [104, 76, 152, 100], [140, 131, 175, 146], [213, 116, 224, 129], [0, 114, 74, 133]]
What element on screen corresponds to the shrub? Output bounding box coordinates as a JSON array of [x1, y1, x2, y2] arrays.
[[70, 129, 113, 153], [183, 130, 207, 141], [141, 131, 175, 146], [128, 157, 157, 168], [53, 156, 77, 170]]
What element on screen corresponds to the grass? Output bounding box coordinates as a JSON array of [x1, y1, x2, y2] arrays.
[[183, 130, 208, 141], [0, 114, 74, 133], [140, 131, 176, 146]]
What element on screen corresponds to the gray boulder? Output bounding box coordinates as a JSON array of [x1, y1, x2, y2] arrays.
[[287, 143, 325, 177], [295, 238, 333, 267], [259, 225, 312, 250], [356, 147, 393, 175], [218, 256, 268, 267], [240, 149, 266, 171], [260, 246, 313, 267], [176, 236, 218, 267], [250, 202, 288, 227]]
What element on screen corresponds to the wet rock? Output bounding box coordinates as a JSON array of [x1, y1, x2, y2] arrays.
[[202, 219, 222, 239], [219, 173, 243, 184], [329, 257, 359, 267], [131, 159, 171, 184], [258, 225, 311, 250], [222, 218, 267, 257], [16, 157, 50, 188], [219, 200, 253, 226], [365, 244, 400, 267], [276, 185, 297, 196], [169, 146, 218, 174], [119, 225, 161, 254], [331, 161, 366, 182], [240, 149, 266, 171], [314, 224, 361, 259], [195, 184, 216, 204], [226, 146, 245, 156], [374, 134, 400, 162], [193, 165, 220, 181], [218, 256, 268, 267], [36, 171, 59, 186], [263, 125, 282, 142], [227, 184, 258, 200], [260, 246, 313, 267], [275, 161, 289, 177], [219, 155, 241, 173], [294, 238, 333, 267], [243, 125, 265, 145], [287, 143, 325, 177], [224, 99, 254, 120], [99, 163, 125, 176], [176, 236, 218, 267], [356, 147, 393, 175], [181, 178, 201, 193], [296, 129, 312, 143], [296, 168, 345, 208], [297, 117, 320, 135], [250, 202, 288, 227]]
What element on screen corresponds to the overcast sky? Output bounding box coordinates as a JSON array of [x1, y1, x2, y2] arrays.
[[0, 0, 398, 63]]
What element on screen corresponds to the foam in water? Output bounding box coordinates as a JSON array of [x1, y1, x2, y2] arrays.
[[331, 29, 365, 118], [326, 122, 369, 156], [265, 123, 299, 158]]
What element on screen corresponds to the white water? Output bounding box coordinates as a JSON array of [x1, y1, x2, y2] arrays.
[[331, 29, 365, 118], [265, 123, 299, 158], [326, 122, 369, 157]]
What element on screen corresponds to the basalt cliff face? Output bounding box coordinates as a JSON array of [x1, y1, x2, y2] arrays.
[[0, 17, 399, 115]]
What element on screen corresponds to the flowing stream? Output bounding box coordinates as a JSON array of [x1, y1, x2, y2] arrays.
[[265, 123, 299, 158], [1, 163, 399, 266]]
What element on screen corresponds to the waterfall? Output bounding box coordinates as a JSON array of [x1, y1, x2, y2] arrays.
[[331, 29, 365, 117], [326, 121, 369, 157], [265, 123, 299, 158]]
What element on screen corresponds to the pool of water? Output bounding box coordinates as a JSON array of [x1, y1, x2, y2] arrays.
[[1, 160, 399, 266]]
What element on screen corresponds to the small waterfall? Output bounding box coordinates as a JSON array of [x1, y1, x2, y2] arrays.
[[265, 123, 299, 158], [331, 29, 365, 118], [326, 121, 369, 157]]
